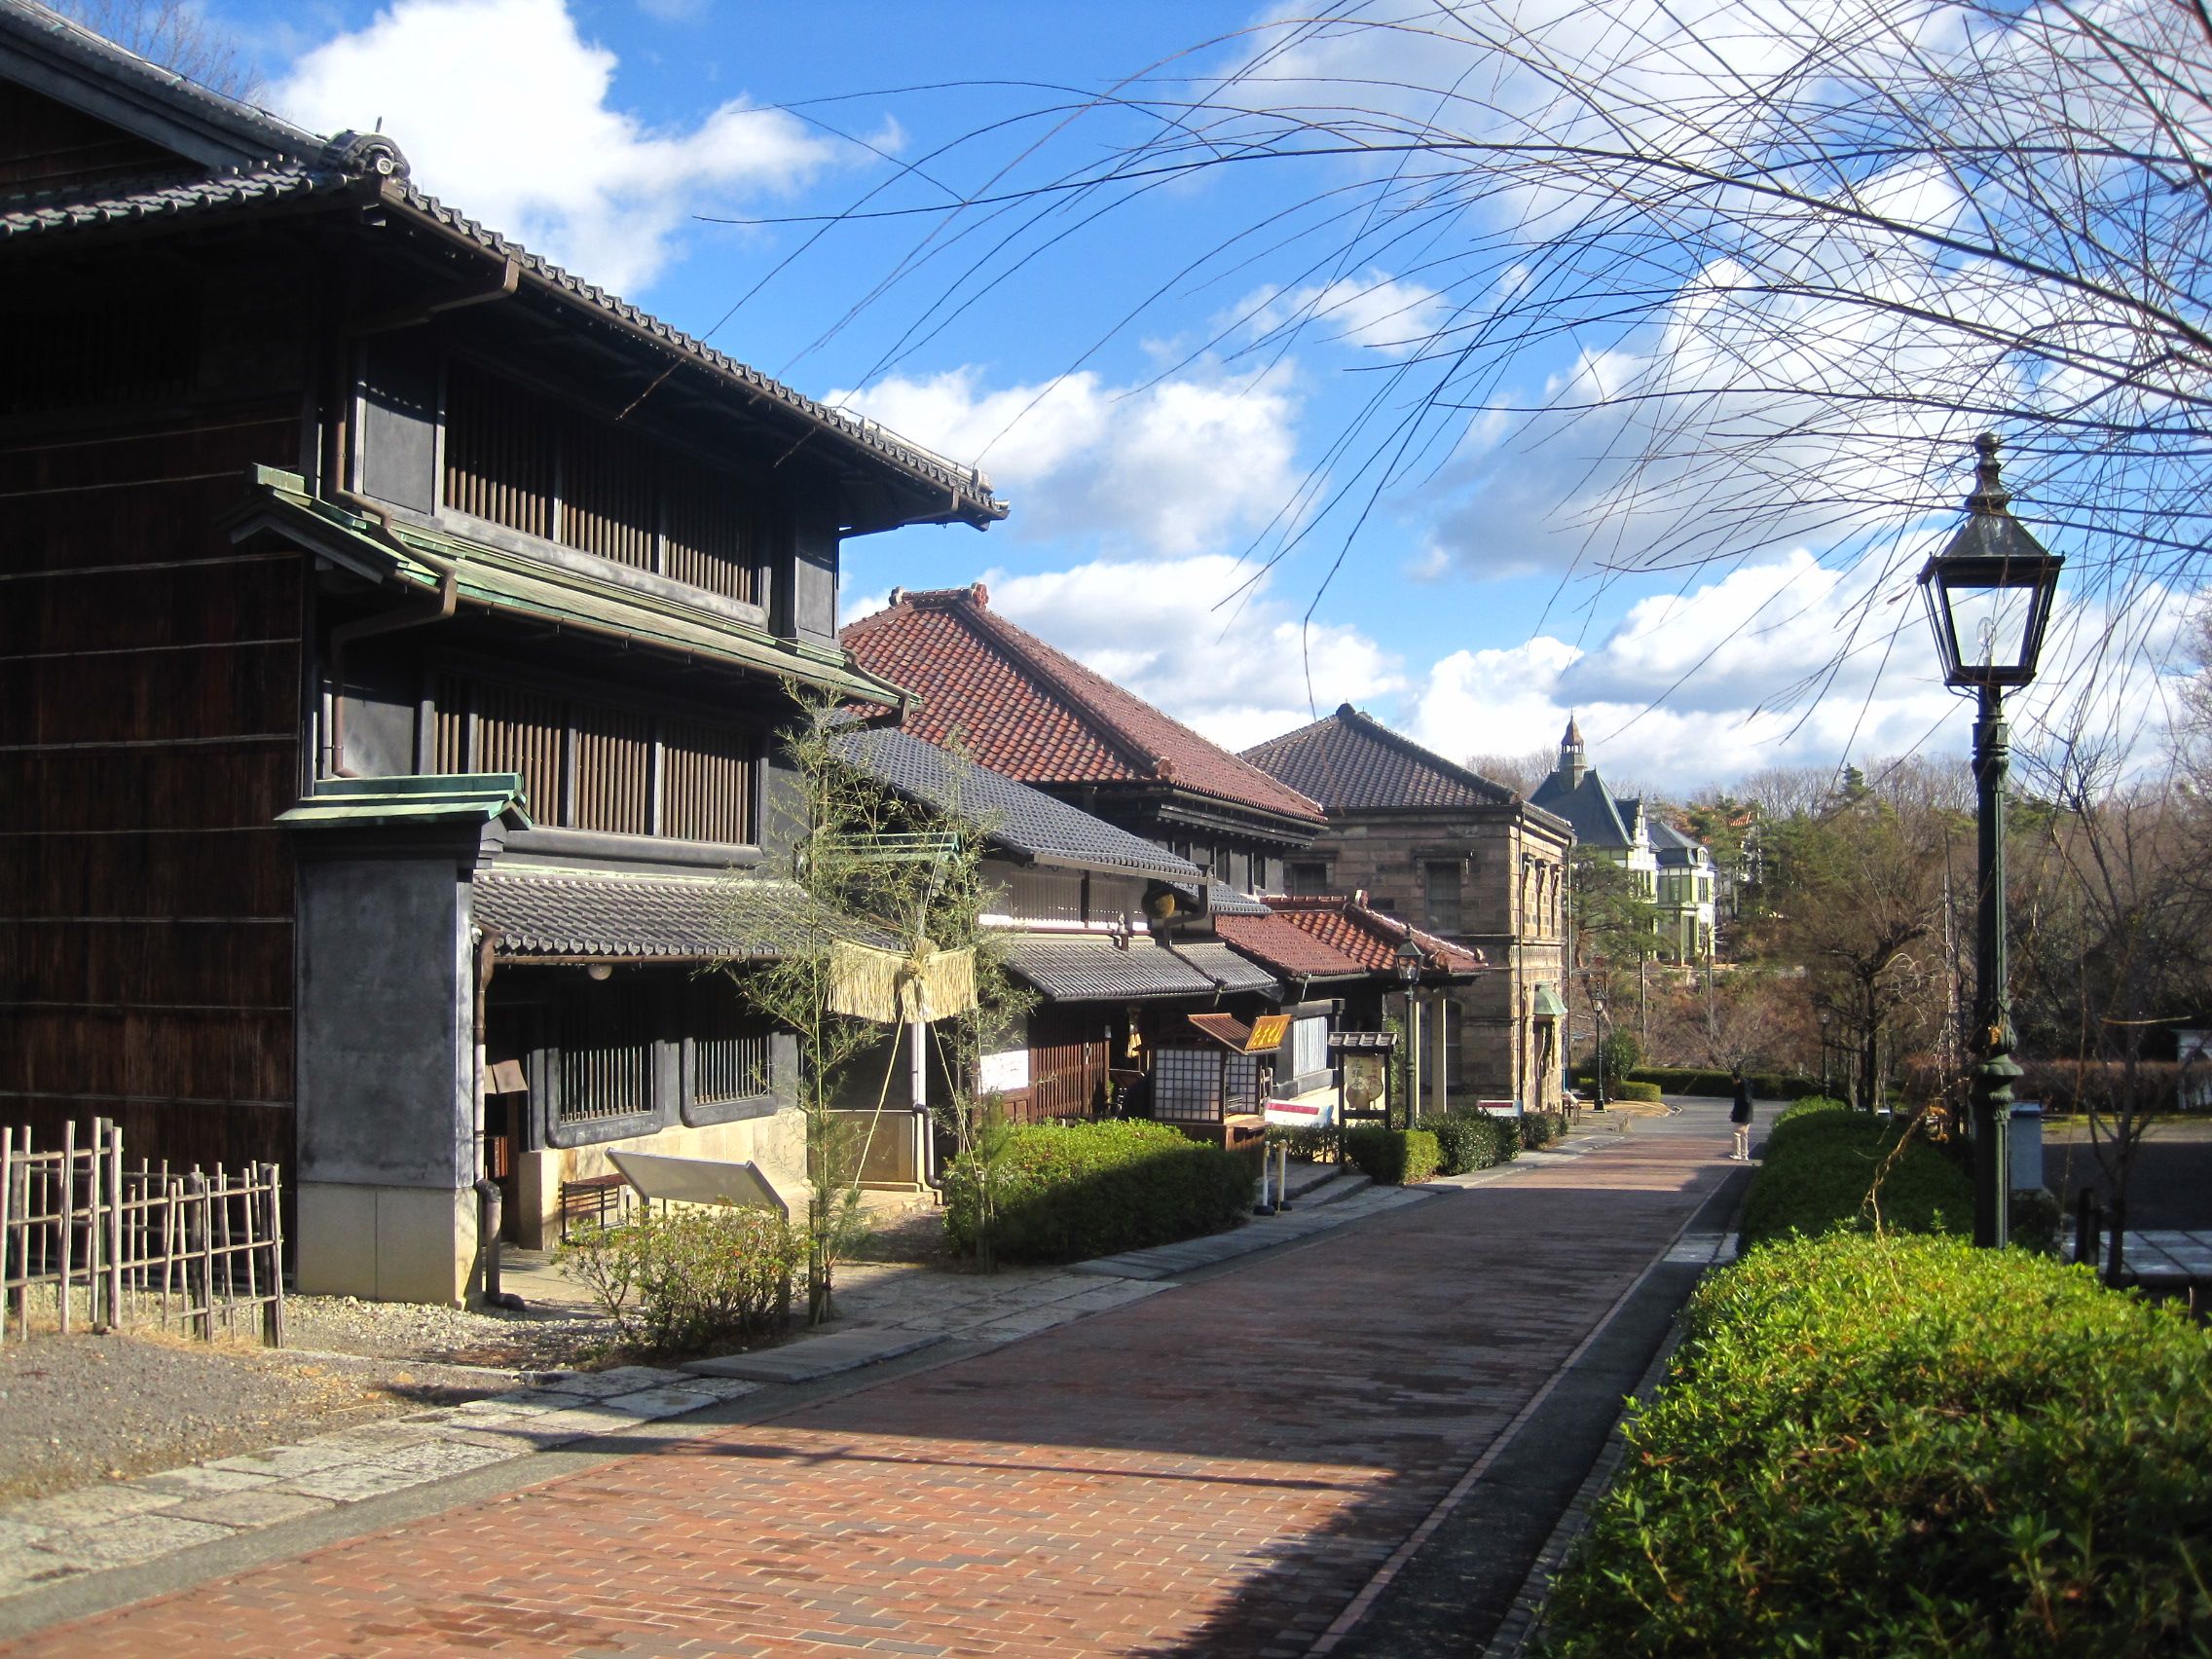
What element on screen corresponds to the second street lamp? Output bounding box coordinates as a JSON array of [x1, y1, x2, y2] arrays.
[[1395, 936, 1423, 1128], [1918, 432, 2062, 1250]]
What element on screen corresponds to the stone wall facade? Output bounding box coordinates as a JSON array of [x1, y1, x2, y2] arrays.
[[1294, 806, 1572, 1111]]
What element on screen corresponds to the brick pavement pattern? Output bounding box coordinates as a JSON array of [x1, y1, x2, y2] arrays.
[[5, 1121, 1730, 1658]]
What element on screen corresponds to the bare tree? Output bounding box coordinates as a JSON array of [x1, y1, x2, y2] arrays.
[[1464, 746, 1554, 797], [50, 0, 257, 100], [767, 1, 2212, 711]]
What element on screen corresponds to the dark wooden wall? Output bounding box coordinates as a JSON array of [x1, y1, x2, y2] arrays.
[[1, 382, 306, 1175], [1017, 1004, 1113, 1123]]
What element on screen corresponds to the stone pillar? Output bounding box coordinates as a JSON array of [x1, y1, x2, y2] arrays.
[[1429, 993, 1450, 1117]]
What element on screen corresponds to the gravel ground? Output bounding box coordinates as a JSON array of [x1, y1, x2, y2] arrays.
[[0, 1328, 516, 1503], [284, 1294, 610, 1370]]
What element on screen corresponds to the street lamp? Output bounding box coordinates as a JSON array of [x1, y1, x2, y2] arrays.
[[1589, 986, 1609, 1110], [1818, 1006, 1832, 1095], [1395, 936, 1423, 1127], [1918, 433, 2063, 1250]]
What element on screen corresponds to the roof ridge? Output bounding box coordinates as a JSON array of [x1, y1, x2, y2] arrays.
[[1333, 703, 1519, 804]]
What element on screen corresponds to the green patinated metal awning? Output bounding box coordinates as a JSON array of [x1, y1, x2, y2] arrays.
[[276, 772, 535, 830], [220, 466, 913, 707], [1532, 984, 1569, 1021]]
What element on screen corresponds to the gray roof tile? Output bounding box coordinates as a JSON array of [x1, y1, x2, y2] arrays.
[[474, 867, 886, 961], [830, 727, 1199, 881], [1002, 936, 1278, 1003]]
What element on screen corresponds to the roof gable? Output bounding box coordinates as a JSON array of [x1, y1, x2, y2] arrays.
[[1241, 704, 1518, 813], [1530, 767, 1637, 847], [1254, 894, 1485, 977], [840, 586, 1326, 828]]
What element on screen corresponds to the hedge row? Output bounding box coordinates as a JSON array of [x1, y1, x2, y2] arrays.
[[941, 1120, 1253, 1265], [1541, 1234, 2212, 1656], [1736, 1101, 1972, 1250], [1582, 1065, 1828, 1101], [1608, 1080, 1664, 1102], [1434, 1113, 1519, 1174], [1521, 1110, 1568, 1150], [1345, 1126, 1440, 1184]]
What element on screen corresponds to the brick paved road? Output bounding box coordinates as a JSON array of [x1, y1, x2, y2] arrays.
[[6, 1115, 1732, 1658]]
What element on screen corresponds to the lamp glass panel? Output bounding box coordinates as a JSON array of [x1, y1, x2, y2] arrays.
[[1940, 575, 2036, 673]]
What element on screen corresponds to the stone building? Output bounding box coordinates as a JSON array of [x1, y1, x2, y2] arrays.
[[1530, 719, 1714, 963], [1240, 706, 1572, 1111]]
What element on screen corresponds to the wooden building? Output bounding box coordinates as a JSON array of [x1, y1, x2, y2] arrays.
[[0, 3, 1002, 1301], [1241, 706, 1572, 1112]]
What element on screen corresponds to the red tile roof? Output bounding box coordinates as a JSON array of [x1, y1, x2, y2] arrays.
[[841, 585, 1326, 827], [1254, 894, 1487, 978], [1214, 912, 1375, 980]]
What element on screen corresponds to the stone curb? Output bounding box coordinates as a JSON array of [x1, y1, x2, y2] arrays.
[[1480, 1234, 1741, 1659]]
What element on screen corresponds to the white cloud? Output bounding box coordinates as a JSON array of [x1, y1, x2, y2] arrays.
[[965, 553, 1405, 753], [272, 0, 840, 294], [1406, 554, 2203, 792], [1236, 270, 1447, 357], [832, 362, 1308, 560]]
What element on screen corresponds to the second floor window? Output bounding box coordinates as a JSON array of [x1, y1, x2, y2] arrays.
[[442, 358, 759, 604], [1424, 861, 1462, 933], [435, 674, 755, 844], [1286, 862, 1330, 896]]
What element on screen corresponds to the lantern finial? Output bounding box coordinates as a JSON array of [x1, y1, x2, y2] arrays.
[[1969, 432, 2009, 517]]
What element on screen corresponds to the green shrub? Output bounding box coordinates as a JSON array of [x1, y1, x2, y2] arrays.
[[1773, 1093, 1852, 1126], [1432, 1112, 1519, 1175], [1540, 1234, 2212, 1658], [1597, 1029, 1641, 1085], [556, 1205, 796, 1354], [1610, 1079, 1663, 1102], [1590, 1065, 1827, 1101], [1265, 1121, 1340, 1163], [940, 1119, 1252, 1265], [2010, 1185, 2063, 1256], [1737, 1108, 1972, 1249], [1521, 1110, 1569, 1150], [1345, 1126, 1441, 1184]]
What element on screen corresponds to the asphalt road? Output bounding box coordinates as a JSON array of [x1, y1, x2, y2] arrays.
[[2042, 1121, 2212, 1230]]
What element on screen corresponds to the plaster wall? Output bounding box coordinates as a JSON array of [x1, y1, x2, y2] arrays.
[[512, 1105, 807, 1250]]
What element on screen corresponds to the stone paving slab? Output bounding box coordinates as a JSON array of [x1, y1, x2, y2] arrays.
[[678, 1327, 947, 1382], [1071, 1185, 1430, 1279], [2062, 1229, 2212, 1278]]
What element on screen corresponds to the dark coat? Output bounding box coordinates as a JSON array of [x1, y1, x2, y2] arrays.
[[1730, 1079, 1753, 1124]]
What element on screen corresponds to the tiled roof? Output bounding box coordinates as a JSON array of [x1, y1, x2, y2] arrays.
[[0, 163, 345, 238], [472, 868, 887, 962], [0, 0, 1001, 528], [1002, 936, 1279, 1003], [1241, 705, 1519, 813], [829, 727, 1199, 881], [1253, 895, 1487, 979], [1529, 768, 1637, 849], [840, 586, 1326, 829], [1215, 912, 1375, 981]]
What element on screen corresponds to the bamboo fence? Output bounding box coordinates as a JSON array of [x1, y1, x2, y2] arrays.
[[0, 1119, 285, 1346]]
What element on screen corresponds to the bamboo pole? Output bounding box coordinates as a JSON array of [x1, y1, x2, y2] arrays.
[[186, 1169, 208, 1340], [266, 1162, 285, 1349], [240, 1169, 258, 1333], [215, 1170, 235, 1337], [105, 1124, 123, 1330], [58, 1120, 73, 1337], [159, 1161, 173, 1329], [0, 1126, 12, 1346], [86, 1120, 103, 1330]]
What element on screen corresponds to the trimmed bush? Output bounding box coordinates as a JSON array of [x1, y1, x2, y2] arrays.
[[1738, 1107, 1972, 1249], [1609, 1080, 1663, 1102], [1541, 1234, 2212, 1657], [1265, 1121, 1340, 1164], [1773, 1092, 1851, 1126], [1345, 1126, 1441, 1185], [556, 1206, 797, 1353], [1521, 1110, 1569, 1150], [940, 1119, 1252, 1266], [1586, 1065, 1827, 1101], [1433, 1112, 1519, 1175]]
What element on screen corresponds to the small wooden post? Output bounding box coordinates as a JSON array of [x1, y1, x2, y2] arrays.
[[240, 1170, 259, 1335], [214, 1169, 234, 1336], [86, 1120, 104, 1330], [105, 1124, 124, 1332], [0, 1125, 13, 1346], [185, 1169, 209, 1341], [264, 1162, 286, 1349], [58, 1119, 74, 1337]]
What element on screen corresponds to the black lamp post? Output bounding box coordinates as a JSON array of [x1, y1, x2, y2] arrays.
[[1590, 986, 1609, 1110], [1918, 433, 2063, 1250], [1818, 1007, 1832, 1095], [1395, 936, 1423, 1128]]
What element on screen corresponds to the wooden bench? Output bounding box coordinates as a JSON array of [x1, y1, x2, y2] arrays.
[[558, 1173, 627, 1240]]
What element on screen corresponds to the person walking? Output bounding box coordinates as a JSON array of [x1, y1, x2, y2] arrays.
[[1729, 1067, 1754, 1161]]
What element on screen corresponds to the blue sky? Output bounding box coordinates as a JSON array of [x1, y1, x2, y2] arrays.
[[198, 0, 2198, 793]]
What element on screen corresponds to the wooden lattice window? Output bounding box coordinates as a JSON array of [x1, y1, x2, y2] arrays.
[[558, 978, 656, 1126], [440, 358, 756, 603], [1153, 1048, 1222, 1123], [473, 681, 565, 818], [573, 703, 652, 835], [689, 980, 772, 1107], [662, 718, 753, 843]]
